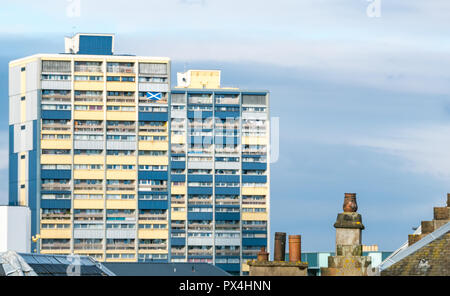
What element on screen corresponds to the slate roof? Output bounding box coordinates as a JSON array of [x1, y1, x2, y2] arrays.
[[102, 262, 231, 276]]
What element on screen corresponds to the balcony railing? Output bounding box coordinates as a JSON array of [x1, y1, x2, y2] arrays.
[[138, 243, 167, 250], [139, 214, 167, 220], [107, 96, 135, 103], [41, 244, 70, 250], [41, 213, 71, 220], [42, 124, 71, 131], [74, 184, 103, 191], [107, 66, 134, 74], [74, 65, 103, 73], [74, 95, 103, 102], [74, 243, 103, 250], [106, 244, 135, 250], [41, 184, 71, 191]]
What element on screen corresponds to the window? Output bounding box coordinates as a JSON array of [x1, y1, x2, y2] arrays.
[[21, 96, 25, 101], [21, 67, 26, 72], [21, 125, 26, 130]]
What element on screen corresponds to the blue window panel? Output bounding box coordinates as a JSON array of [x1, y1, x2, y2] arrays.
[[242, 162, 267, 170], [138, 200, 168, 210], [189, 136, 213, 145], [138, 191, 168, 196], [215, 187, 240, 195], [41, 170, 71, 179], [138, 112, 168, 121], [214, 136, 239, 145], [33, 120, 38, 150], [40, 199, 71, 209], [171, 238, 186, 246], [214, 111, 240, 119], [171, 229, 185, 233], [78, 35, 113, 55], [187, 255, 213, 259], [41, 190, 71, 195], [171, 161, 185, 169], [41, 110, 71, 120], [188, 174, 212, 182], [242, 238, 267, 246], [215, 204, 240, 209], [171, 174, 185, 182], [187, 212, 213, 220], [216, 263, 241, 273], [242, 175, 267, 183], [188, 204, 212, 209], [242, 230, 267, 234], [187, 111, 213, 119], [8, 152, 18, 206], [215, 175, 239, 183], [188, 187, 212, 195], [215, 212, 240, 220], [138, 171, 168, 180]]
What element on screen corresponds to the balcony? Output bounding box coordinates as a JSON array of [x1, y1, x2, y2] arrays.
[[139, 126, 167, 133], [188, 224, 212, 231], [74, 184, 103, 191], [41, 243, 70, 250], [188, 249, 213, 255], [138, 185, 167, 192], [74, 125, 104, 133], [41, 213, 71, 220], [107, 124, 136, 133], [216, 250, 240, 256], [215, 199, 240, 206], [215, 97, 239, 105], [241, 148, 267, 155], [138, 243, 167, 250], [41, 184, 71, 191], [74, 65, 103, 73], [74, 243, 103, 250], [139, 214, 167, 221], [107, 66, 134, 74], [171, 248, 186, 256], [106, 184, 135, 191], [106, 243, 135, 250], [42, 123, 71, 131], [42, 93, 71, 102], [107, 96, 135, 104], [74, 95, 103, 103], [74, 214, 103, 221]]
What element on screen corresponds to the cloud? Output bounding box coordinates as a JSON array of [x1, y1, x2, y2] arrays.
[[349, 124, 450, 180]]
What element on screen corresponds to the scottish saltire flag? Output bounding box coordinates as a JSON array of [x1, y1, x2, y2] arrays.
[[146, 91, 162, 101]]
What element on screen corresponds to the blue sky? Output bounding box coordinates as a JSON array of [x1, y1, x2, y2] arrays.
[[1, 0, 450, 253]]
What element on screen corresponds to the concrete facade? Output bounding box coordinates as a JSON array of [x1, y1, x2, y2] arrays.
[[0, 206, 31, 253]]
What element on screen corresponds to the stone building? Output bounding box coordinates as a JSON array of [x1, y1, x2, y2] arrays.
[[379, 195, 450, 276]]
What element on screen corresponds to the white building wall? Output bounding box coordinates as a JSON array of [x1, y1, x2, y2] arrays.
[[0, 206, 31, 253]]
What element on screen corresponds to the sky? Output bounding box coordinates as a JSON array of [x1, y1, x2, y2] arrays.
[[1, 0, 450, 253]]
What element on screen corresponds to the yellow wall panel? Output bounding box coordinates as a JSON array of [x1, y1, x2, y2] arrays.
[[40, 229, 72, 239], [171, 186, 186, 195], [41, 139, 72, 149], [74, 110, 104, 120], [242, 187, 268, 196], [106, 111, 136, 121], [171, 135, 185, 144], [137, 250, 168, 255], [74, 81, 104, 91], [41, 155, 72, 164], [138, 229, 169, 239], [171, 211, 187, 220], [106, 170, 137, 179], [74, 170, 104, 179], [242, 212, 268, 221], [40, 250, 70, 255], [242, 136, 267, 145], [138, 156, 168, 165], [138, 141, 168, 150], [106, 199, 136, 209], [74, 199, 104, 209], [106, 82, 136, 92], [106, 156, 136, 165], [74, 155, 104, 164]]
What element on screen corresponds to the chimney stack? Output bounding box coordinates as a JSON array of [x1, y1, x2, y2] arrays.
[[257, 247, 269, 262], [274, 232, 286, 261], [288, 235, 301, 262]]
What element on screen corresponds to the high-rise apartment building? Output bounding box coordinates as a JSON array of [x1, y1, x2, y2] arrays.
[[8, 34, 269, 275]]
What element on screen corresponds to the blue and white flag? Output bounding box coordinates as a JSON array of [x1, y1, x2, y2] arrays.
[[146, 91, 162, 101]]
